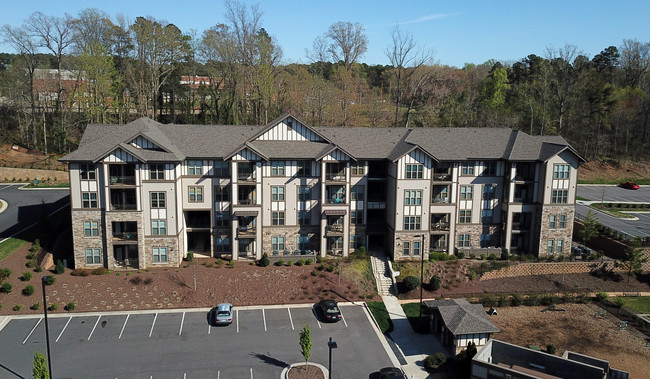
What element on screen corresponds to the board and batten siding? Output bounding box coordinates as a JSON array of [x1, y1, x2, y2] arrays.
[[397, 149, 432, 180], [322, 149, 350, 162], [103, 148, 138, 163], [232, 148, 262, 161], [255, 119, 324, 142], [130, 136, 161, 150]]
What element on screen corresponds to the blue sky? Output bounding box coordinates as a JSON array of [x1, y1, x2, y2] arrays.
[[2, 0, 649, 67]]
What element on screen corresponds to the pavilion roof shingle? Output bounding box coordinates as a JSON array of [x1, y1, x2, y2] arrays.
[[424, 298, 500, 336]]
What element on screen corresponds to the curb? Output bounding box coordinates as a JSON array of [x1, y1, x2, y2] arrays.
[[280, 362, 328, 379], [0, 199, 7, 214]]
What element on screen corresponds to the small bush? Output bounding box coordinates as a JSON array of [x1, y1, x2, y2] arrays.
[[21, 271, 32, 281], [71, 269, 89, 277], [0, 268, 11, 280], [510, 293, 523, 306], [429, 275, 441, 291], [185, 252, 194, 261], [524, 293, 540, 306], [22, 285, 34, 296], [546, 344, 557, 354], [488, 253, 498, 261], [305, 258, 313, 265], [402, 276, 421, 292], [25, 260, 35, 268], [26, 252, 36, 260], [34, 265, 43, 273], [326, 264, 335, 272], [311, 269, 319, 276], [295, 259, 304, 266], [274, 259, 284, 266], [216, 259, 224, 265], [65, 302, 76, 311], [55, 260, 65, 274], [286, 260, 294, 266], [469, 253, 476, 260], [455, 250, 465, 259], [258, 253, 270, 267], [596, 291, 608, 302], [500, 249, 510, 260], [92, 267, 108, 275], [43, 276, 56, 286], [479, 254, 486, 260], [1, 282, 13, 293], [316, 263, 325, 271], [316, 256, 323, 264], [424, 353, 447, 371], [481, 294, 497, 308], [48, 303, 58, 311], [228, 260, 235, 268], [13, 304, 22, 311], [30, 302, 40, 310]]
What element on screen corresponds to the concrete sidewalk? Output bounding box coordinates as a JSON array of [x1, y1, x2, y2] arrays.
[[382, 295, 448, 378]]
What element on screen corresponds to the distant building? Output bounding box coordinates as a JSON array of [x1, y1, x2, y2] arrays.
[[472, 339, 629, 379]]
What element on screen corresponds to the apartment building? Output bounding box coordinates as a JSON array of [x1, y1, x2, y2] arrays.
[[60, 113, 583, 270]]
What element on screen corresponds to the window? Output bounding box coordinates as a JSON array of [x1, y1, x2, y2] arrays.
[[298, 210, 310, 225], [82, 192, 98, 208], [271, 186, 285, 201], [214, 212, 230, 227], [351, 163, 364, 176], [85, 248, 101, 264], [553, 164, 570, 179], [298, 186, 311, 201], [151, 192, 166, 208], [83, 221, 99, 236], [297, 161, 311, 176], [459, 210, 472, 223], [150, 164, 165, 180], [482, 161, 496, 176], [216, 237, 230, 253], [350, 211, 363, 224], [188, 160, 202, 175], [345, 185, 361, 202], [298, 235, 310, 251], [80, 164, 96, 180], [458, 234, 470, 247], [271, 161, 285, 176], [405, 164, 423, 179], [272, 236, 285, 252], [214, 186, 230, 202], [460, 186, 473, 200], [556, 239, 564, 254], [547, 239, 554, 254], [189, 186, 203, 202], [480, 234, 491, 248], [461, 162, 475, 175], [153, 247, 168, 263], [214, 161, 230, 177], [558, 214, 567, 229], [549, 214, 556, 229], [483, 185, 495, 200], [152, 220, 166, 235], [404, 190, 422, 205], [551, 190, 568, 204], [403, 216, 421, 230], [413, 241, 421, 256], [481, 210, 493, 223], [350, 235, 357, 249], [403, 241, 411, 256], [272, 211, 285, 225]]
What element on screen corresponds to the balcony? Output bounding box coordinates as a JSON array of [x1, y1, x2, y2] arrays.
[[237, 163, 256, 182], [238, 225, 256, 237], [325, 163, 346, 181], [326, 224, 344, 234], [112, 222, 137, 243], [431, 222, 450, 231], [110, 189, 137, 211], [433, 173, 452, 181], [368, 161, 387, 179], [109, 164, 136, 186], [325, 185, 346, 204], [237, 186, 257, 205]]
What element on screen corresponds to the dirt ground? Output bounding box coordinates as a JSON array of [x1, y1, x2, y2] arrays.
[[578, 160, 650, 182], [492, 304, 650, 378], [0, 144, 68, 184]]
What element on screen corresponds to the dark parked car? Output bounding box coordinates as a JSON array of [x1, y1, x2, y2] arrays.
[[620, 182, 640, 190], [318, 299, 341, 322], [379, 366, 408, 379], [211, 303, 233, 326]]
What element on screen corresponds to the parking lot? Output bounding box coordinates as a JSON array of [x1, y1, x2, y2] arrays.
[[0, 303, 396, 378]]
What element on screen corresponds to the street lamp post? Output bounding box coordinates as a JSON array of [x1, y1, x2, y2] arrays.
[[41, 276, 53, 378], [327, 337, 338, 379], [418, 234, 425, 318]]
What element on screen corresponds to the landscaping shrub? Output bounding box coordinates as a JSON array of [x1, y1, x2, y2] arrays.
[[71, 269, 89, 276], [185, 252, 194, 261], [65, 302, 76, 311], [455, 250, 465, 259], [13, 304, 22, 311], [1, 282, 13, 293], [92, 267, 108, 275], [43, 276, 55, 286], [496, 295, 509, 307], [26, 252, 36, 260], [540, 293, 559, 306], [325, 264, 335, 272], [55, 260, 65, 274], [429, 252, 452, 262], [295, 259, 304, 266], [286, 260, 294, 266], [21, 271, 32, 281], [216, 259, 224, 265], [25, 260, 35, 268], [402, 276, 421, 292], [274, 258, 285, 266], [480, 294, 497, 308], [480, 254, 486, 260], [305, 258, 313, 265], [0, 303, 2, 311], [0, 268, 11, 281], [510, 293, 523, 306], [48, 303, 58, 311], [424, 353, 447, 371], [30, 302, 40, 310], [258, 253, 270, 267], [524, 293, 540, 306], [22, 285, 34, 296], [316, 255, 323, 264], [316, 263, 325, 271], [546, 344, 557, 354], [487, 253, 498, 261], [429, 275, 441, 291], [34, 265, 43, 273], [469, 253, 476, 260], [311, 269, 319, 276], [596, 291, 608, 302], [500, 249, 510, 260]]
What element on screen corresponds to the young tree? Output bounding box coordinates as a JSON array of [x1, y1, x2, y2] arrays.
[[617, 237, 648, 284], [299, 324, 312, 369], [32, 351, 49, 379], [579, 210, 599, 243]]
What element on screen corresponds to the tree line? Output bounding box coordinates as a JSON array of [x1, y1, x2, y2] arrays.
[[1, 3, 649, 162]]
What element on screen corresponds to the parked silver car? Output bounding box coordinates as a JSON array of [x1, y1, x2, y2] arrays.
[[212, 303, 233, 326]]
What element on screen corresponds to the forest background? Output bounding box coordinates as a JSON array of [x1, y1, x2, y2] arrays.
[[0, 3, 649, 163]]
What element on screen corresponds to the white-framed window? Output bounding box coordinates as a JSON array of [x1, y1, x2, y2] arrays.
[[551, 190, 568, 204], [461, 162, 475, 175], [271, 186, 285, 201], [459, 210, 472, 223], [413, 241, 421, 256], [483, 185, 495, 200], [272, 236, 285, 252], [405, 164, 423, 179], [296, 161, 311, 176], [556, 239, 564, 253], [150, 164, 165, 180], [350, 235, 357, 249], [558, 214, 567, 229], [85, 248, 101, 264], [404, 190, 422, 205], [216, 237, 230, 252], [214, 161, 230, 177], [403, 216, 421, 230], [271, 161, 285, 176], [298, 186, 311, 201], [80, 164, 96, 180], [82, 192, 98, 208], [151, 192, 166, 208], [403, 241, 410, 256], [272, 211, 285, 226], [153, 247, 168, 263], [460, 186, 473, 200], [298, 210, 310, 225], [214, 185, 230, 202], [553, 164, 570, 179], [351, 185, 365, 201], [547, 239, 554, 253], [188, 160, 202, 175], [189, 186, 203, 202], [83, 221, 99, 236], [350, 210, 363, 224], [152, 220, 166, 235], [214, 212, 230, 227], [458, 234, 470, 247], [351, 163, 364, 176], [549, 214, 557, 229]]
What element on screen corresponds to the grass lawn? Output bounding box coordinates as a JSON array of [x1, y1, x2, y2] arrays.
[[22, 182, 70, 189], [401, 302, 430, 334], [366, 301, 393, 333], [617, 296, 650, 313], [0, 238, 28, 261]]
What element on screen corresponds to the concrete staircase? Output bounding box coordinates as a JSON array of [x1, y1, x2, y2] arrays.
[[371, 253, 397, 296]]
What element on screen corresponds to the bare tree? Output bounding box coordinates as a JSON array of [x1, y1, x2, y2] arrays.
[[545, 44, 581, 134], [619, 39, 650, 87], [326, 21, 367, 72]]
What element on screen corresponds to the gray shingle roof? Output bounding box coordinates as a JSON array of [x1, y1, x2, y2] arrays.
[[424, 298, 500, 335]]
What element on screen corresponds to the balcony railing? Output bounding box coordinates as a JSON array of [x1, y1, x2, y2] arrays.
[[110, 203, 137, 211], [433, 173, 452, 181], [512, 222, 530, 230], [327, 196, 346, 204], [238, 174, 256, 182], [326, 224, 344, 233], [112, 232, 138, 242], [431, 222, 450, 231], [432, 197, 450, 204], [326, 174, 345, 181], [237, 199, 256, 205], [109, 176, 136, 185], [238, 226, 256, 236]]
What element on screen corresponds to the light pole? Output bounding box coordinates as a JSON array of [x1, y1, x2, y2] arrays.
[[41, 276, 53, 378], [327, 337, 338, 379], [418, 234, 425, 318]]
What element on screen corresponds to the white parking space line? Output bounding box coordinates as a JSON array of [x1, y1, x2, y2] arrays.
[[287, 308, 295, 330], [340, 308, 348, 328], [208, 322, 211, 335], [312, 308, 321, 328], [179, 312, 185, 335], [23, 318, 42, 344], [119, 314, 129, 339], [250, 368, 253, 378], [262, 309, 267, 332], [183, 373, 186, 379], [217, 371, 220, 379], [88, 315, 101, 340], [56, 317, 72, 343], [236, 310, 240, 333], [149, 313, 158, 337]]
